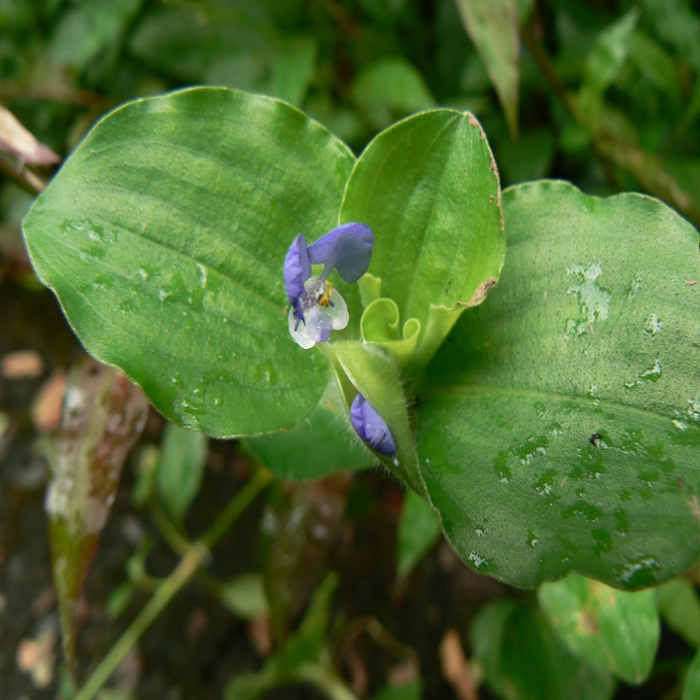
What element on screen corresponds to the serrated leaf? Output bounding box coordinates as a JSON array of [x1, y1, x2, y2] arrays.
[[340, 110, 504, 374], [538, 573, 659, 684], [472, 599, 614, 700], [22, 88, 355, 438], [156, 421, 208, 521], [46, 358, 149, 672], [455, 0, 520, 138], [416, 180, 700, 589], [397, 490, 441, 580]]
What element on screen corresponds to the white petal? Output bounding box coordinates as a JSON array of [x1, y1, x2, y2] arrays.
[[288, 307, 315, 349], [307, 305, 332, 343], [326, 288, 349, 330]]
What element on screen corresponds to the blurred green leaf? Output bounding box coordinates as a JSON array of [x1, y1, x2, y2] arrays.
[[628, 30, 680, 103], [262, 475, 350, 639], [218, 573, 270, 620], [397, 490, 441, 580], [656, 578, 700, 647], [46, 357, 149, 673], [129, 6, 271, 83], [49, 0, 143, 70], [495, 129, 555, 185], [472, 599, 614, 700], [455, 0, 520, 137], [538, 574, 659, 684], [270, 36, 316, 106], [640, 0, 700, 74], [22, 88, 354, 438], [416, 180, 700, 589], [351, 57, 435, 131], [684, 647, 700, 700], [156, 421, 208, 522]]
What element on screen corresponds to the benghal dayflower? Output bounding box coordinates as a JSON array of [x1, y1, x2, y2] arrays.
[[284, 223, 373, 348], [350, 392, 397, 457]]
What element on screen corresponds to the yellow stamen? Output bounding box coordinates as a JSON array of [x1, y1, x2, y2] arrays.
[[318, 281, 333, 307]]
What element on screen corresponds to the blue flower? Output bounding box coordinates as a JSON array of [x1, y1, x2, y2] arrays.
[[284, 223, 373, 348], [350, 393, 397, 456]]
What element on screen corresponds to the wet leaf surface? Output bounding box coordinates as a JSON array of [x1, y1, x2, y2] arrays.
[[46, 357, 149, 671], [417, 180, 700, 589]]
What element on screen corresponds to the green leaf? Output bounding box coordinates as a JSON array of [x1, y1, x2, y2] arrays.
[[582, 9, 639, 95], [656, 578, 700, 647], [245, 383, 370, 480], [416, 180, 700, 589], [156, 421, 208, 521], [538, 573, 659, 684], [340, 110, 505, 374], [270, 36, 317, 106], [22, 88, 355, 437], [684, 647, 700, 700], [640, 0, 700, 74], [472, 599, 614, 700], [49, 0, 143, 70], [46, 358, 149, 674], [396, 490, 441, 580], [628, 30, 680, 103], [351, 57, 435, 131], [454, 0, 520, 138], [333, 341, 425, 496], [217, 573, 270, 620]]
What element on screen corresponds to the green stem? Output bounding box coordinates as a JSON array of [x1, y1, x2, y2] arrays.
[[74, 542, 208, 700], [201, 467, 273, 550], [74, 468, 273, 700]]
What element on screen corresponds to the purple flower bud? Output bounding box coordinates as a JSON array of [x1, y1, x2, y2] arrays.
[[308, 223, 373, 283], [284, 233, 311, 327], [350, 393, 397, 456]]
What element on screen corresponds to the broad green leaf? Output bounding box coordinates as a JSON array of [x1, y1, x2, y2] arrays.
[[46, 358, 149, 673], [454, 0, 520, 138], [156, 421, 208, 521], [340, 110, 504, 374], [684, 648, 700, 700], [416, 180, 700, 589], [22, 88, 355, 437], [333, 341, 425, 496], [351, 57, 435, 131], [472, 599, 614, 700], [245, 383, 370, 480], [396, 490, 441, 580], [656, 578, 700, 647], [538, 573, 659, 684]]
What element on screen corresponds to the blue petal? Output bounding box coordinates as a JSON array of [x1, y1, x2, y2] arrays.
[[350, 393, 397, 456], [284, 233, 311, 323], [308, 223, 373, 283]]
